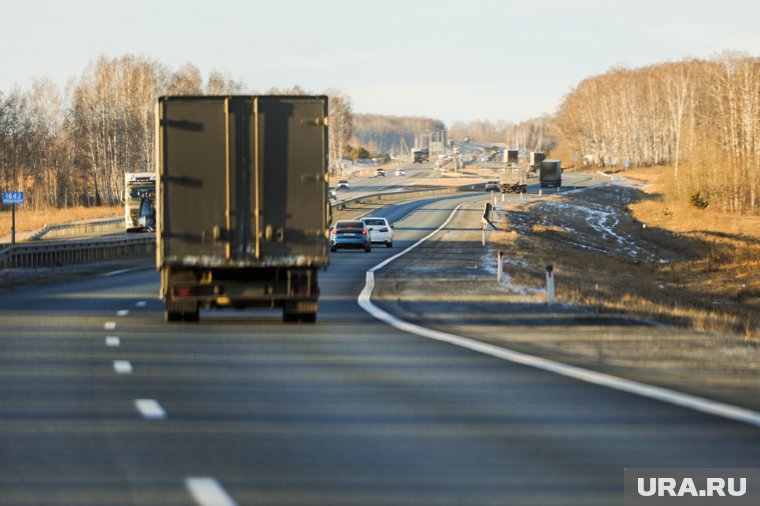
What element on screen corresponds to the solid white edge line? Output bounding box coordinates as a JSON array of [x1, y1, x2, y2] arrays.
[[186, 477, 238, 506], [134, 399, 167, 420], [357, 198, 760, 428]]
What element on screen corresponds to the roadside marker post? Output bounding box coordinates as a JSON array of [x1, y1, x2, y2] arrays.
[[497, 251, 503, 282], [546, 265, 555, 305]]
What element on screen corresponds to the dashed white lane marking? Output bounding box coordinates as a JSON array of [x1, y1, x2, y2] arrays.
[[104, 322, 116, 330], [358, 199, 760, 428], [135, 301, 147, 308], [186, 477, 238, 506], [135, 399, 167, 420], [105, 336, 121, 347], [100, 268, 133, 277], [117, 309, 130, 317], [113, 360, 133, 374]]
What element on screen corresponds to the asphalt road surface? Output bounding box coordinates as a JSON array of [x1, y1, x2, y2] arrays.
[[1, 192, 758, 505]]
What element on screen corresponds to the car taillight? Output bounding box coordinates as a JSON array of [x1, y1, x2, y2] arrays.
[[362, 230, 367, 235]]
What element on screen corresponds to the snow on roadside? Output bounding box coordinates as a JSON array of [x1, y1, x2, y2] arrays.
[[481, 251, 546, 297], [506, 184, 658, 262]]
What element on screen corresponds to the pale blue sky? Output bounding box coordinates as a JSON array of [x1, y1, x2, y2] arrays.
[[1, 0, 758, 125]]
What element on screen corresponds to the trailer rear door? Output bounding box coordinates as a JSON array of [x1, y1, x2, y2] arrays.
[[158, 96, 328, 266]]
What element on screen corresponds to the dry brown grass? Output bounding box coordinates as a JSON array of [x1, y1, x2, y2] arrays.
[[493, 167, 760, 338], [0, 206, 122, 239]]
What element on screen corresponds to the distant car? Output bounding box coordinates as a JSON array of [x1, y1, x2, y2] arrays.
[[337, 179, 350, 190], [361, 216, 393, 248], [376, 168, 385, 177], [329, 220, 371, 252], [395, 168, 406, 176], [484, 181, 500, 191], [328, 187, 337, 199]]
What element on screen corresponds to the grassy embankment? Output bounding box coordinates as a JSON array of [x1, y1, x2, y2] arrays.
[[493, 165, 760, 338], [0, 206, 122, 240]]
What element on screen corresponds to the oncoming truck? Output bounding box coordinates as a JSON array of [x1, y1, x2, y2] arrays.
[[412, 147, 429, 163], [124, 172, 156, 232], [156, 95, 330, 322]]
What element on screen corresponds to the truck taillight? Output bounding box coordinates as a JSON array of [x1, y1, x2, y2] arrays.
[[173, 287, 195, 297]]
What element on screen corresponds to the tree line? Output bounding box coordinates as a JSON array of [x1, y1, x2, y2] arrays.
[[448, 117, 556, 154], [351, 114, 445, 155], [0, 54, 353, 210], [554, 51, 760, 214]]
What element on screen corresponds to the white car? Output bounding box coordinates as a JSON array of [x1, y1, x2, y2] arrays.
[[395, 168, 406, 176], [361, 216, 393, 248]]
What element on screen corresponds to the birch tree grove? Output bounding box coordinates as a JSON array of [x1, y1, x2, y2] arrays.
[[555, 53, 760, 214], [0, 54, 354, 209]]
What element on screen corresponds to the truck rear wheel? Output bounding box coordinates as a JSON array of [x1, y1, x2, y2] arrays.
[[164, 301, 199, 322]]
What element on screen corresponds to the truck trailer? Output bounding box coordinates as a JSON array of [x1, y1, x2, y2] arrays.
[[412, 147, 429, 163], [156, 95, 330, 322], [539, 159, 563, 188]]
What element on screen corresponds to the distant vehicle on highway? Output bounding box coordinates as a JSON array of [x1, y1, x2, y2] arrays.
[[540, 160, 563, 188], [412, 147, 429, 163], [328, 187, 337, 199], [337, 179, 350, 190], [484, 181, 500, 191], [329, 220, 371, 252], [395, 168, 406, 176], [124, 172, 156, 232], [361, 216, 393, 248], [376, 168, 385, 177]]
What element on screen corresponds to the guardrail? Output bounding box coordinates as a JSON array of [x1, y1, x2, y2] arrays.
[[332, 183, 482, 210], [29, 218, 123, 240], [0, 235, 155, 269]]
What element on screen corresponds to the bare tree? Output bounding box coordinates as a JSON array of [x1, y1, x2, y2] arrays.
[[325, 89, 353, 174]]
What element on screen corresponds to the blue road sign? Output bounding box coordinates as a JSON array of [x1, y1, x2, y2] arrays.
[[2, 191, 24, 204]]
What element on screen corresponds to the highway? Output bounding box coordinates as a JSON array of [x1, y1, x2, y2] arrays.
[[1, 174, 758, 505]]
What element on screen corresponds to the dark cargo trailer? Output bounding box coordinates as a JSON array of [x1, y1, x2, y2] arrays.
[[539, 159, 562, 188], [156, 96, 330, 322], [530, 151, 546, 168]]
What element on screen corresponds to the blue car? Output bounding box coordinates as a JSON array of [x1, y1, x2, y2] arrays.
[[330, 220, 371, 253]]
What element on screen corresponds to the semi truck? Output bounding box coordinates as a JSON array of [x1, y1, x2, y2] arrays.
[[124, 172, 156, 232], [156, 95, 330, 323], [539, 159, 563, 188], [412, 147, 429, 163]]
